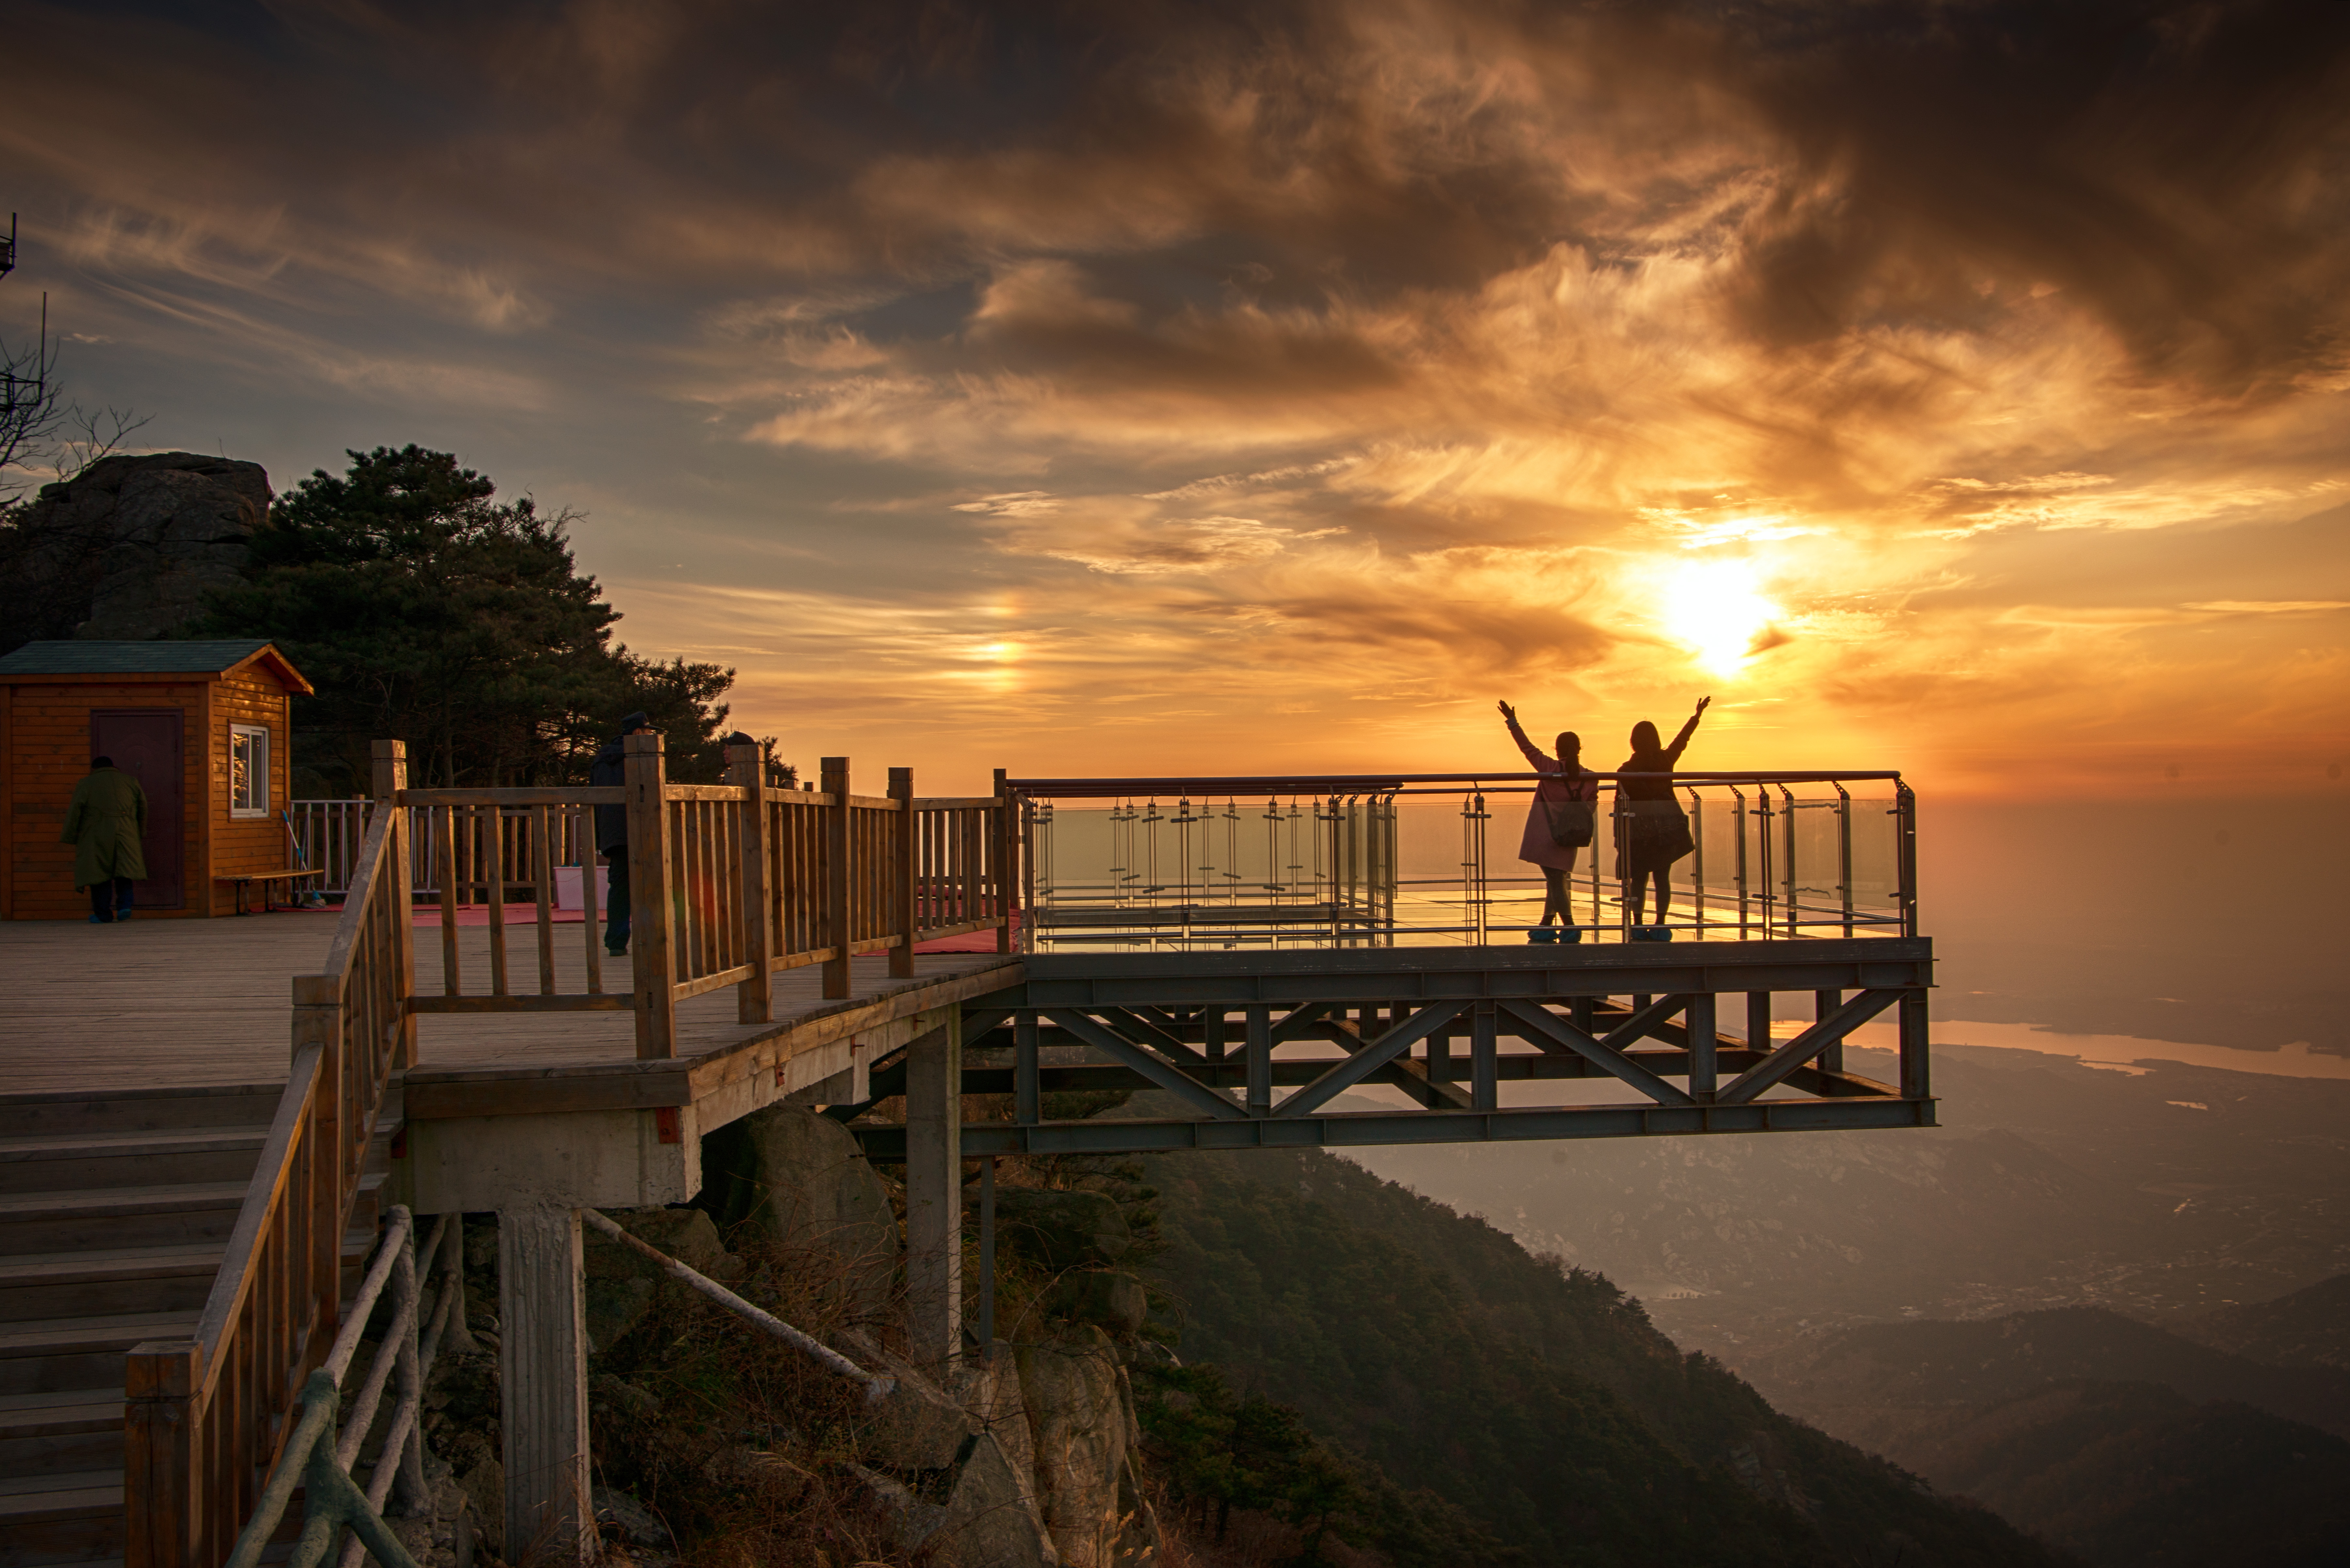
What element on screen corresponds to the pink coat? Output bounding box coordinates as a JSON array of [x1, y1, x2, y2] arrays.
[[1506, 720, 1597, 870]]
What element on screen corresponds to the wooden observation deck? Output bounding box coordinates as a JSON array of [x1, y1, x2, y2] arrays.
[[0, 742, 1933, 1568]]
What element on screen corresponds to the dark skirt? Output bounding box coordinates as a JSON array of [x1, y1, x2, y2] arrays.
[[1615, 800, 1693, 879]]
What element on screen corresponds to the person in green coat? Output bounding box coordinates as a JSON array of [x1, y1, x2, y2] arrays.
[[63, 755, 147, 923]]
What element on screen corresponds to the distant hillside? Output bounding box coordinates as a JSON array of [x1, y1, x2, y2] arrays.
[[2181, 1271, 2350, 1370], [1739, 1307, 2350, 1567], [1750, 1305, 2350, 1439], [1144, 1144, 2065, 1567], [1799, 1379, 2350, 1568]]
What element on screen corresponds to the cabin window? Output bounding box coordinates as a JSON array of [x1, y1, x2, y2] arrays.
[[230, 724, 271, 817]]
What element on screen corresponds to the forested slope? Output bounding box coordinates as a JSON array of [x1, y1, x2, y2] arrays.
[[1143, 1144, 2065, 1568]]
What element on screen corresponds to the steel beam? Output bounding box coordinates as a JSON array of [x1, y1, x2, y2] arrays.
[[852, 1094, 1937, 1157], [1042, 1008, 1248, 1121], [1276, 1000, 1468, 1118], [1717, 988, 1901, 1105]]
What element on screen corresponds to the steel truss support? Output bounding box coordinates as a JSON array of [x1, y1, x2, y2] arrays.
[[840, 939, 1935, 1157]]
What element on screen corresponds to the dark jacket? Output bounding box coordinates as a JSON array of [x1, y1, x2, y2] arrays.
[[590, 738, 628, 854]]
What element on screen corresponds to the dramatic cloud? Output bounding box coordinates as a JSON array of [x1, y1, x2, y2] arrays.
[[3, 0, 2344, 792]]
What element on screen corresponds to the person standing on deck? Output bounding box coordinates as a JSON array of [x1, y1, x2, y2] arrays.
[[1616, 696, 1710, 941], [589, 712, 653, 956], [1497, 701, 1599, 943], [63, 756, 147, 924]]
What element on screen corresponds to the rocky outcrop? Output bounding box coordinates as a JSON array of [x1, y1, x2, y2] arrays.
[[995, 1186, 1132, 1272], [1017, 1325, 1157, 1568], [0, 452, 271, 648], [698, 1105, 898, 1321]]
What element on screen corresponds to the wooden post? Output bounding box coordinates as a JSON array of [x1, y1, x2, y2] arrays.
[[498, 1207, 593, 1564], [725, 741, 772, 1024], [888, 766, 916, 978], [992, 767, 1013, 953], [904, 1012, 962, 1371], [1687, 992, 1718, 1101], [370, 741, 417, 1066], [624, 731, 675, 1059], [822, 757, 851, 999], [122, 1338, 201, 1568], [291, 976, 342, 1344]]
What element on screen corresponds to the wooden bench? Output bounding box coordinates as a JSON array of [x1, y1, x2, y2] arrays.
[[217, 868, 327, 915]]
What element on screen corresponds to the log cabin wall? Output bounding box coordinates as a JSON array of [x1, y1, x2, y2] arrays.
[[0, 680, 207, 919], [203, 667, 296, 915], [0, 642, 310, 920]]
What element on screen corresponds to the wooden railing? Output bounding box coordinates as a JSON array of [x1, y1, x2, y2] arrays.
[[369, 737, 1010, 1057], [126, 743, 419, 1568], [126, 737, 1015, 1565]]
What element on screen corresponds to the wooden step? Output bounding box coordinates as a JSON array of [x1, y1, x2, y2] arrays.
[[0, 1388, 124, 1476], [0, 1084, 282, 1141], [0, 1244, 226, 1324], [0, 1183, 249, 1258], [0, 1469, 123, 1568], [0, 1128, 269, 1196], [0, 1311, 200, 1397]]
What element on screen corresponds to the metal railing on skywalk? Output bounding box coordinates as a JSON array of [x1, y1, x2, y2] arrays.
[[1005, 770, 1916, 951]]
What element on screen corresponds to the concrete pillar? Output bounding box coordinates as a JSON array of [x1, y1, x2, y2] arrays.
[[905, 1009, 963, 1370], [498, 1206, 593, 1563]]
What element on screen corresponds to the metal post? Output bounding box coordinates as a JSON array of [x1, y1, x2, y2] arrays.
[[1896, 782, 1919, 938], [1014, 1011, 1040, 1126], [1687, 787, 1705, 935], [1899, 989, 1931, 1100], [1835, 782, 1854, 938], [1470, 1001, 1498, 1113], [1732, 787, 1749, 938], [1687, 992, 1717, 1101], [993, 768, 1014, 954], [1780, 785, 1799, 937], [1245, 1005, 1273, 1114], [977, 1156, 997, 1358], [1746, 992, 1771, 1056], [1815, 989, 1844, 1076]]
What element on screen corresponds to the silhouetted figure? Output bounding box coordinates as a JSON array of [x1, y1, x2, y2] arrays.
[[63, 755, 145, 924], [589, 711, 654, 956], [1616, 696, 1709, 940], [1498, 700, 1597, 942]]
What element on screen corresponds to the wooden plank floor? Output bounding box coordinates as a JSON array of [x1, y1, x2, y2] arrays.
[[0, 915, 1015, 1094]]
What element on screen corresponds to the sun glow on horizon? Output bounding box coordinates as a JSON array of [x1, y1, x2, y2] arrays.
[[1662, 558, 1783, 678]]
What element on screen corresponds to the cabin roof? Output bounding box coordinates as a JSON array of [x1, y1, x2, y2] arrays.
[[0, 639, 313, 693]]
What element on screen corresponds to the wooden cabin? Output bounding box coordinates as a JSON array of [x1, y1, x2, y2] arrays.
[[0, 640, 314, 919]]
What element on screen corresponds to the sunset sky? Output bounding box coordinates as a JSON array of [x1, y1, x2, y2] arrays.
[[6, 0, 2346, 796]]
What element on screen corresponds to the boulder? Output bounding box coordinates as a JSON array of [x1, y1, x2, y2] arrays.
[[698, 1105, 897, 1320], [995, 1187, 1131, 1272], [580, 1207, 735, 1352], [1017, 1326, 1131, 1568], [1, 453, 272, 645], [1045, 1271, 1148, 1337], [928, 1431, 1061, 1568]]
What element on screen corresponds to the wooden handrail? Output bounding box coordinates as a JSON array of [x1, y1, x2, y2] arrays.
[[128, 742, 418, 1568]]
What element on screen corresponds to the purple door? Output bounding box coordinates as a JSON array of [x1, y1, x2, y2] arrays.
[[90, 710, 185, 910]]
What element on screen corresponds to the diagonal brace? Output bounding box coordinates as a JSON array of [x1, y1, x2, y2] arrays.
[[1276, 1001, 1469, 1119], [1717, 988, 1902, 1105], [1098, 1006, 1213, 1066], [1311, 1018, 1474, 1111], [1043, 1010, 1248, 1120], [1269, 1002, 1333, 1044], [1600, 993, 1693, 1054], [1498, 1000, 1696, 1108]]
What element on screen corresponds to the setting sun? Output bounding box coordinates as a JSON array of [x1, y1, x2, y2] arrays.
[[1662, 559, 1783, 677]]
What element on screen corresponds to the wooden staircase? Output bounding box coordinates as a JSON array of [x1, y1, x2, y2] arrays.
[[0, 1084, 392, 1568]]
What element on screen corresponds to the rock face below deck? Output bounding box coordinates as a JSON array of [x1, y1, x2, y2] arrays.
[[698, 1104, 900, 1323]]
